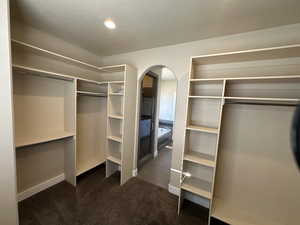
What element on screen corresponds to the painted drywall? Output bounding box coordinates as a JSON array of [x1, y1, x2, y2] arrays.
[[0, 0, 19, 224], [159, 80, 177, 122], [100, 23, 300, 188]]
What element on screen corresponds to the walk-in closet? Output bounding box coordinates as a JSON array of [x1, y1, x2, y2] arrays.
[[2, 1, 300, 225]]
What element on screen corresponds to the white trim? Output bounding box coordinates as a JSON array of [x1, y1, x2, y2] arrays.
[[153, 150, 158, 158], [132, 168, 138, 177], [18, 174, 65, 202], [168, 184, 180, 196]]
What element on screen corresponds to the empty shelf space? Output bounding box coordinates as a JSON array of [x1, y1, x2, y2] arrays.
[[107, 135, 123, 143], [107, 155, 121, 165], [181, 177, 212, 199], [16, 132, 75, 148], [77, 159, 104, 176], [77, 91, 107, 97], [186, 125, 218, 134], [109, 114, 124, 120], [184, 152, 216, 168]]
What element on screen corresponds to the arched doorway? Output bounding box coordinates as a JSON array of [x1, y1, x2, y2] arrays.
[[136, 65, 178, 189]]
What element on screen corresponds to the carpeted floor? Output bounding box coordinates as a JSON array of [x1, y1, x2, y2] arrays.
[[18, 165, 212, 225], [138, 147, 172, 189]]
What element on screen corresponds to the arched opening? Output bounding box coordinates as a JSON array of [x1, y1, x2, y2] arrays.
[[136, 65, 178, 190]]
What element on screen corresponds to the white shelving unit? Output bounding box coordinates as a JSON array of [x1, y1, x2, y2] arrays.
[[13, 65, 77, 192], [178, 44, 300, 225], [13, 61, 137, 201], [106, 66, 137, 185]]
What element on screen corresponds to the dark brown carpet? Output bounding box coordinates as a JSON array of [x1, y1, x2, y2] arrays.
[[19, 165, 212, 225]]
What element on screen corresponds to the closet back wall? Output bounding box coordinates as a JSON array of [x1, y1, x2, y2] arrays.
[[100, 23, 300, 191]]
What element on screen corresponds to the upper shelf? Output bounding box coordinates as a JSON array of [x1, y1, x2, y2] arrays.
[[12, 39, 126, 73], [77, 91, 107, 97], [224, 96, 300, 103], [190, 74, 300, 82], [16, 131, 75, 148], [192, 44, 300, 65], [13, 64, 75, 81]]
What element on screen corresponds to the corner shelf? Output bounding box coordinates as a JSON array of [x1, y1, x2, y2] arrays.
[[184, 152, 216, 168], [186, 125, 218, 134], [181, 177, 212, 200], [107, 135, 122, 143], [16, 132, 75, 148]]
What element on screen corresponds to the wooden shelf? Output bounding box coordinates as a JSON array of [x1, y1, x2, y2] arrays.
[[192, 44, 300, 65], [77, 91, 107, 97], [184, 152, 216, 168], [190, 78, 225, 82], [77, 78, 107, 86], [224, 96, 300, 103], [77, 159, 104, 176], [190, 75, 300, 82], [189, 96, 222, 99], [16, 132, 75, 148], [109, 81, 125, 84], [181, 177, 212, 199], [186, 125, 218, 134], [13, 64, 74, 81], [110, 93, 124, 96], [107, 155, 121, 165], [107, 135, 122, 143], [109, 114, 124, 120]]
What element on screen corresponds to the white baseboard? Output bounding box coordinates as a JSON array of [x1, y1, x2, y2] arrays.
[[18, 173, 65, 202], [153, 150, 158, 158], [168, 184, 180, 196], [132, 168, 138, 177]]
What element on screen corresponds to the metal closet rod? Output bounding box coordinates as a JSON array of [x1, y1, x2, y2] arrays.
[[225, 101, 298, 107]]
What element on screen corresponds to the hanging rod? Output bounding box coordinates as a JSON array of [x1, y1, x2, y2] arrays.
[[225, 101, 299, 107]]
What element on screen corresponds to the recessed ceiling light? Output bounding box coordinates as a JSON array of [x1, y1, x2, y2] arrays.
[[104, 19, 116, 29]]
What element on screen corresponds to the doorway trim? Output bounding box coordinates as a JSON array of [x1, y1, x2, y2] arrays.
[[134, 65, 178, 176]]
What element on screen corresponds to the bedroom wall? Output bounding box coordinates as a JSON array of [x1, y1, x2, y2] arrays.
[[159, 80, 177, 122], [99, 23, 300, 190]]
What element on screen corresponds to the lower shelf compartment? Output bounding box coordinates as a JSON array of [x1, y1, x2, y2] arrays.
[[77, 159, 105, 176], [181, 177, 212, 200], [107, 155, 121, 165]]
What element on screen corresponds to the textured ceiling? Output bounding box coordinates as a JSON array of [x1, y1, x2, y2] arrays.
[[10, 0, 300, 56]]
